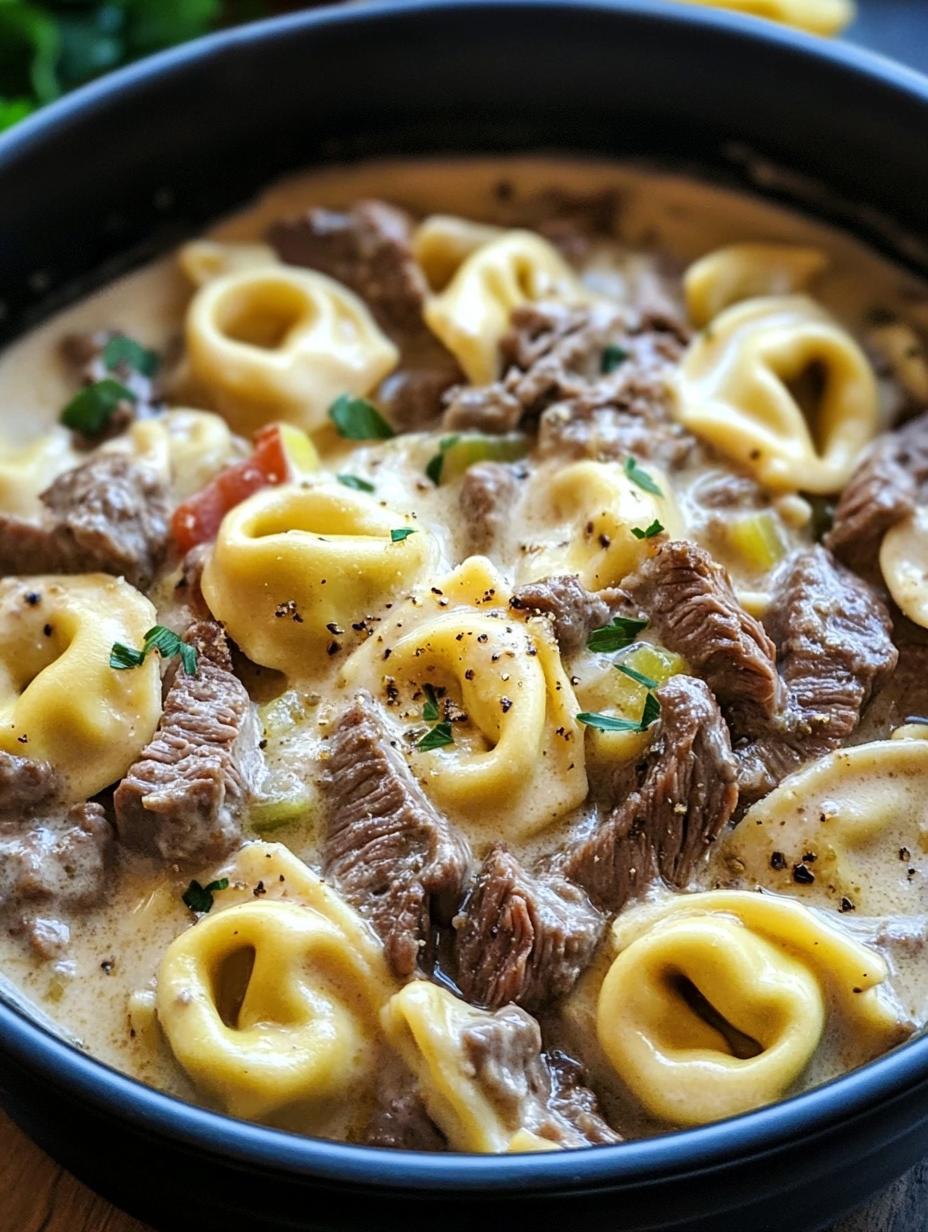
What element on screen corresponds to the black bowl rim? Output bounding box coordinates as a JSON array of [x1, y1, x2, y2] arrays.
[[2, 0, 928, 1196]]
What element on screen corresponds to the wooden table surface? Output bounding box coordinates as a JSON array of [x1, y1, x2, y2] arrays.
[[2, 1104, 927, 1232]]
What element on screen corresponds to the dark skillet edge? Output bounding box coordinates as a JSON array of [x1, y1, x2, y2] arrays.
[[2, 2, 928, 1228]]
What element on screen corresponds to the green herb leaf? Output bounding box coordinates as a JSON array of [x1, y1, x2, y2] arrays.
[[425, 434, 461, 485], [616, 662, 658, 689], [587, 615, 648, 653], [328, 394, 394, 440], [60, 378, 135, 435], [103, 334, 160, 377], [601, 343, 629, 374], [624, 457, 663, 496], [422, 684, 440, 723], [641, 691, 661, 729], [182, 876, 229, 914], [0, 96, 34, 131], [576, 711, 643, 733], [631, 519, 664, 540], [390, 527, 416, 543], [417, 720, 454, 751], [109, 642, 145, 670], [337, 473, 375, 493]]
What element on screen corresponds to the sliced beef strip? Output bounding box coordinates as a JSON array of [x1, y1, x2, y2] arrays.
[[114, 621, 258, 866], [826, 411, 928, 577], [452, 844, 604, 1012], [457, 460, 526, 556], [509, 574, 623, 654], [561, 675, 738, 911], [0, 451, 169, 591], [462, 1002, 620, 1146], [60, 329, 162, 441], [321, 697, 471, 977], [625, 540, 783, 740], [0, 802, 113, 914], [737, 546, 898, 801], [362, 1059, 448, 1151]]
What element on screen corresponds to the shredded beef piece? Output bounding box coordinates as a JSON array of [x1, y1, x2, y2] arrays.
[[562, 676, 738, 911], [362, 1061, 447, 1151], [0, 452, 169, 590], [0, 802, 112, 913], [690, 469, 766, 512], [626, 540, 783, 739], [322, 698, 471, 977], [60, 329, 162, 440], [737, 547, 898, 800], [114, 621, 258, 865], [492, 185, 619, 264], [509, 574, 620, 654], [859, 622, 928, 741], [0, 749, 58, 813], [453, 844, 604, 1012], [826, 411, 928, 575], [458, 461, 525, 555], [377, 364, 461, 431], [462, 1003, 620, 1146]]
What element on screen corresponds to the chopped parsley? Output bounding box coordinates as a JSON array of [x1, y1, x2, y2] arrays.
[[577, 691, 661, 734], [587, 615, 648, 653], [390, 527, 416, 543], [60, 378, 135, 435], [640, 691, 661, 728], [110, 625, 198, 675], [631, 519, 664, 540], [336, 473, 375, 493], [102, 334, 160, 377], [425, 435, 461, 485], [417, 720, 454, 751], [624, 456, 663, 496], [601, 343, 629, 374], [422, 683, 440, 722], [182, 877, 229, 914], [616, 662, 658, 689], [328, 393, 395, 440]]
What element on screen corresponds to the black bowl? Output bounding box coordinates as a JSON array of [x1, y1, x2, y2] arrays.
[[2, 4, 928, 1229]]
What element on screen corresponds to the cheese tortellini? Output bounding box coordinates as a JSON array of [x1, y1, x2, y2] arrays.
[[684, 243, 828, 328], [674, 295, 879, 492], [0, 575, 161, 798], [178, 239, 279, 287], [881, 507, 928, 632], [157, 842, 395, 1123], [594, 891, 903, 1126], [424, 230, 590, 384], [340, 557, 587, 838], [718, 740, 928, 916], [0, 426, 78, 518], [185, 266, 398, 434], [412, 214, 503, 291]]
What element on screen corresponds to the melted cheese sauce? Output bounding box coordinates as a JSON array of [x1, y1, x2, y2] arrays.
[[2, 156, 928, 1141]]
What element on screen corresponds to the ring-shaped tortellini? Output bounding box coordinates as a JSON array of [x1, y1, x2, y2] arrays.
[[0, 426, 78, 518], [382, 982, 558, 1154], [674, 295, 879, 493], [596, 891, 903, 1126], [178, 239, 279, 287], [158, 408, 238, 500], [0, 575, 161, 798], [185, 266, 398, 434], [519, 459, 681, 588], [157, 841, 395, 1123], [881, 507, 928, 632], [672, 0, 854, 35], [684, 243, 828, 328], [201, 480, 433, 671], [340, 556, 587, 838], [717, 740, 928, 916], [412, 214, 503, 291], [423, 230, 591, 385]]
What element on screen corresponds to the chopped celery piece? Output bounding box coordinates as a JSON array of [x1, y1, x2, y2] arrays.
[[432, 433, 528, 484], [725, 512, 786, 572], [259, 690, 317, 742], [250, 792, 314, 833]]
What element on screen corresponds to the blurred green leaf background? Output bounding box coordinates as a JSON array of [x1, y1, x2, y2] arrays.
[[0, 0, 300, 131]]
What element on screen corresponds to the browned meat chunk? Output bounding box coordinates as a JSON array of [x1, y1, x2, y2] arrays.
[[362, 1060, 447, 1151], [114, 621, 258, 865], [457, 460, 525, 555], [510, 574, 620, 654], [377, 364, 461, 431], [321, 698, 471, 977], [462, 1003, 620, 1146], [738, 547, 898, 800], [562, 675, 738, 910], [0, 802, 112, 913], [60, 329, 162, 441], [626, 540, 783, 739], [453, 846, 603, 1012], [826, 411, 928, 575], [0, 749, 58, 813], [0, 452, 169, 590]]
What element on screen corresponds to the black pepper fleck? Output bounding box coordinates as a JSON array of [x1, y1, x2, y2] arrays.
[[792, 863, 815, 885]]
